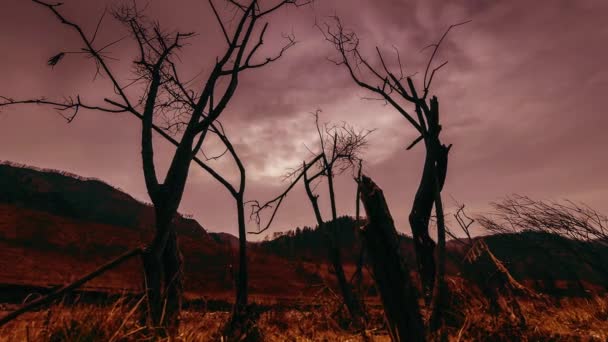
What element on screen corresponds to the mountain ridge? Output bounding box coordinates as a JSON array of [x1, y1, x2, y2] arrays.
[[0, 162, 606, 300]]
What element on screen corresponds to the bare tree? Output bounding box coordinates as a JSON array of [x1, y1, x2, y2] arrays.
[[350, 159, 366, 295], [479, 195, 608, 241], [192, 121, 253, 337], [478, 195, 608, 283], [321, 16, 469, 333], [358, 175, 425, 342], [1, 0, 308, 336], [446, 204, 539, 329], [250, 111, 371, 327]]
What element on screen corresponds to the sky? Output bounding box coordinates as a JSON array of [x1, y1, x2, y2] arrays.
[[1, 0, 607, 239]]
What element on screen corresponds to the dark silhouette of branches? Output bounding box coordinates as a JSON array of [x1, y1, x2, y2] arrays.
[[248, 110, 371, 328], [445, 203, 475, 245], [249, 111, 372, 235], [0, 96, 125, 122], [2, 0, 308, 337], [320, 15, 469, 335], [187, 121, 256, 335], [478, 195, 608, 280], [479, 195, 608, 242]]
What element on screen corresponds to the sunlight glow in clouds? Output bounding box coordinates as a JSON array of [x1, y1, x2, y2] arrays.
[[1, 0, 607, 237]]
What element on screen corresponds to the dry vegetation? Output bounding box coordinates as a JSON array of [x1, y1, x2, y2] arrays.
[[2, 289, 607, 341]]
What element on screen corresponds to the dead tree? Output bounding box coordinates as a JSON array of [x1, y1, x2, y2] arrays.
[[446, 204, 539, 328], [462, 239, 531, 327], [321, 17, 469, 333], [250, 112, 371, 327], [359, 175, 425, 342], [478, 195, 608, 287], [1, 0, 307, 336], [350, 160, 366, 294], [191, 121, 260, 338]]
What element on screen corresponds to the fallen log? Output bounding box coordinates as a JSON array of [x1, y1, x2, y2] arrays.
[[0, 247, 144, 327]]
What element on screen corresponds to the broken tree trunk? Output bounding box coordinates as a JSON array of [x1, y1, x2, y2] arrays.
[[359, 175, 425, 342], [464, 239, 540, 327], [0, 247, 143, 327]]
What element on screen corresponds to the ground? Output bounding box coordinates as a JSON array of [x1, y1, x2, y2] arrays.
[[1, 294, 607, 341]]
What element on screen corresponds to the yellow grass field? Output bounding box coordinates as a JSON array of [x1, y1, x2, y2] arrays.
[[1, 294, 607, 341]]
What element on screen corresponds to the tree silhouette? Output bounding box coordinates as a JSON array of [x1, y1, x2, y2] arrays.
[[1, 0, 308, 336], [478, 195, 608, 283], [250, 111, 371, 328], [321, 16, 469, 334], [192, 121, 253, 337]]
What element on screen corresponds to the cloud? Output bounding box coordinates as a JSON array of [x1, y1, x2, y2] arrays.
[[1, 0, 607, 238]]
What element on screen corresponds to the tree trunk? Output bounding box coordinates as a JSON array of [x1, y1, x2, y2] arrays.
[[359, 175, 425, 342], [409, 98, 450, 305], [303, 164, 365, 326], [427, 159, 448, 335], [355, 159, 362, 220], [232, 198, 248, 322], [142, 209, 183, 337], [327, 221, 366, 328], [352, 161, 365, 297], [409, 150, 436, 303], [351, 239, 365, 295], [303, 163, 323, 226], [162, 229, 183, 335], [140, 130, 195, 336], [408, 144, 449, 303]]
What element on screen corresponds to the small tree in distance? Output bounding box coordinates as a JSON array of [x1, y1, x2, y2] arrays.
[[250, 111, 372, 328]]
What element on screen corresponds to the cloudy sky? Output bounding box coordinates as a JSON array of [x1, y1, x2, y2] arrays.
[[1, 0, 607, 238]]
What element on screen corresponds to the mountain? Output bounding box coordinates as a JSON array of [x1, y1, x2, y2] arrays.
[[255, 216, 417, 265], [0, 161, 606, 303], [0, 162, 327, 301], [256, 216, 608, 295], [470, 231, 608, 294]]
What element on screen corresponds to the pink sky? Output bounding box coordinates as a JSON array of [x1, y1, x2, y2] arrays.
[[1, 0, 607, 239]]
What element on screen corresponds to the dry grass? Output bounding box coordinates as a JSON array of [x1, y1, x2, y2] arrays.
[[447, 295, 608, 341], [1, 294, 607, 341]]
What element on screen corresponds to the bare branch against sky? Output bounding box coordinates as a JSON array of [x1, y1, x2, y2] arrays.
[[1, 0, 607, 238]]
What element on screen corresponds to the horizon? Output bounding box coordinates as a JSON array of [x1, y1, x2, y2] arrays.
[[1, 0, 607, 240]]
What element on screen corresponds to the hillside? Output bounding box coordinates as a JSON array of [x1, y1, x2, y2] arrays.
[[0, 162, 606, 303], [259, 217, 608, 295], [0, 162, 327, 301]]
